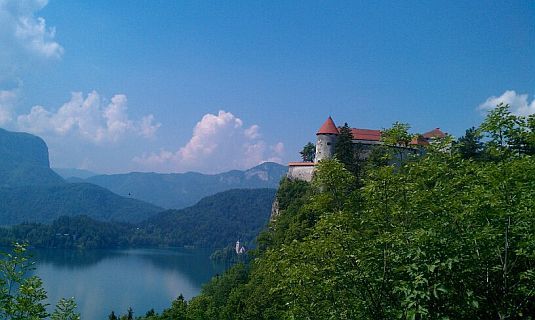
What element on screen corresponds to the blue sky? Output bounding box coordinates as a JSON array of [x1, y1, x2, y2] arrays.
[[0, 0, 533, 173]]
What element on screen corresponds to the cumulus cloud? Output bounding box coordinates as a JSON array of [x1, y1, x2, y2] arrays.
[[0, 87, 19, 125], [133, 110, 284, 173], [17, 91, 161, 144], [479, 90, 535, 116], [0, 0, 63, 59]]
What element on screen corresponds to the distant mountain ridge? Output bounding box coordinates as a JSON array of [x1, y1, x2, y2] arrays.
[[53, 167, 98, 179], [0, 128, 162, 224], [81, 162, 287, 209]]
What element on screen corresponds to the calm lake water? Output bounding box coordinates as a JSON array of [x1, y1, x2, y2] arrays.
[[27, 248, 226, 319]]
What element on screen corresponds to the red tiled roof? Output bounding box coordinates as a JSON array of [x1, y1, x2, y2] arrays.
[[316, 116, 339, 135], [351, 128, 382, 141], [423, 128, 446, 139]]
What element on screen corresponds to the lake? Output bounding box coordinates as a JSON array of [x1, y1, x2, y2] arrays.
[[28, 248, 226, 319]]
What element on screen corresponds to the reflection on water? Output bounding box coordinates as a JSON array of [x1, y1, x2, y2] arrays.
[[29, 248, 225, 319]]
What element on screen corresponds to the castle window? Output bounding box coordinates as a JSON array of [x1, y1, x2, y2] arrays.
[[327, 142, 331, 145]]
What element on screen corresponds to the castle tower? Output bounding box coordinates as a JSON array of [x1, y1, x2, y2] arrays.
[[315, 116, 339, 162]]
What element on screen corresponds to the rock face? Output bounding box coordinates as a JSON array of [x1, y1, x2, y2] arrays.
[[269, 197, 280, 223], [0, 128, 163, 224], [0, 128, 64, 186], [0, 128, 50, 167]]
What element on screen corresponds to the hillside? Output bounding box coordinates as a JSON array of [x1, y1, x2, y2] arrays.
[[0, 128, 64, 186], [135, 107, 535, 320], [0, 128, 163, 224], [140, 188, 277, 248], [0, 183, 162, 224], [0, 188, 276, 249], [83, 162, 286, 209]]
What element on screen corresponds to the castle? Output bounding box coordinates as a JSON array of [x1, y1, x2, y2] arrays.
[[287, 116, 446, 181]]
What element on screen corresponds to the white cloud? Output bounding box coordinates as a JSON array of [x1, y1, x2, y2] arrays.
[[479, 90, 535, 116], [0, 0, 63, 60], [0, 87, 19, 125], [17, 91, 161, 144], [133, 110, 284, 173]]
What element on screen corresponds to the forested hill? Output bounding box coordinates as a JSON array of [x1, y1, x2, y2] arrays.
[[0, 128, 162, 224], [0, 188, 276, 249], [0, 128, 64, 186], [80, 162, 287, 209], [0, 183, 162, 224], [140, 188, 277, 248], [129, 105, 535, 320]]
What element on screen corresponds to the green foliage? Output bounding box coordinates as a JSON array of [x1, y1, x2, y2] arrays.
[[160, 108, 535, 319], [299, 142, 316, 162], [51, 298, 80, 320], [0, 188, 276, 250], [0, 243, 49, 320], [311, 158, 357, 212], [455, 126, 483, 159], [108, 311, 118, 320], [140, 188, 277, 248], [0, 183, 163, 225], [479, 103, 531, 158], [334, 123, 355, 171], [0, 244, 79, 320], [381, 121, 412, 147]]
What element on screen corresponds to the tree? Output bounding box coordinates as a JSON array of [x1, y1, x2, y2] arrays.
[[381, 121, 412, 147], [334, 123, 355, 172], [160, 295, 187, 319], [0, 243, 49, 320], [0, 243, 84, 320], [455, 127, 483, 159], [108, 311, 118, 320], [381, 122, 413, 162], [299, 142, 316, 162], [51, 298, 80, 320], [479, 103, 527, 158]]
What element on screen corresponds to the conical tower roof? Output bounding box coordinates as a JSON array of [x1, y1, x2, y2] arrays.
[[316, 116, 339, 135], [422, 128, 446, 139]]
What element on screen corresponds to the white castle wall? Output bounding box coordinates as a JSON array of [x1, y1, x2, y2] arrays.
[[315, 134, 337, 162]]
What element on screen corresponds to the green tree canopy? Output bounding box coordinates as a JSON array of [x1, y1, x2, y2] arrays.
[[299, 142, 316, 162]]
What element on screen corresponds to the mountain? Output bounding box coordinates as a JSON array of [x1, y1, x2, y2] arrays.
[[0, 183, 162, 224], [53, 167, 98, 179], [0, 128, 64, 186], [82, 162, 287, 209], [139, 188, 277, 248], [0, 128, 162, 224], [0, 188, 276, 249]]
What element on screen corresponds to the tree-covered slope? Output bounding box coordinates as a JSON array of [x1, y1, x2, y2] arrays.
[[0, 128, 166, 225], [0, 188, 276, 249], [0, 183, 162, 224], [83, 162, 286, 209], [0, 128, 64, 186], [141, 188, 277, 248], [133, 105, 535, 320]]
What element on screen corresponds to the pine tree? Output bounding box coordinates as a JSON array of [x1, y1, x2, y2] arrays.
[[334, 123, 355, 172], [456, 127, 483, 159], [299, 142, 316, 162]]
